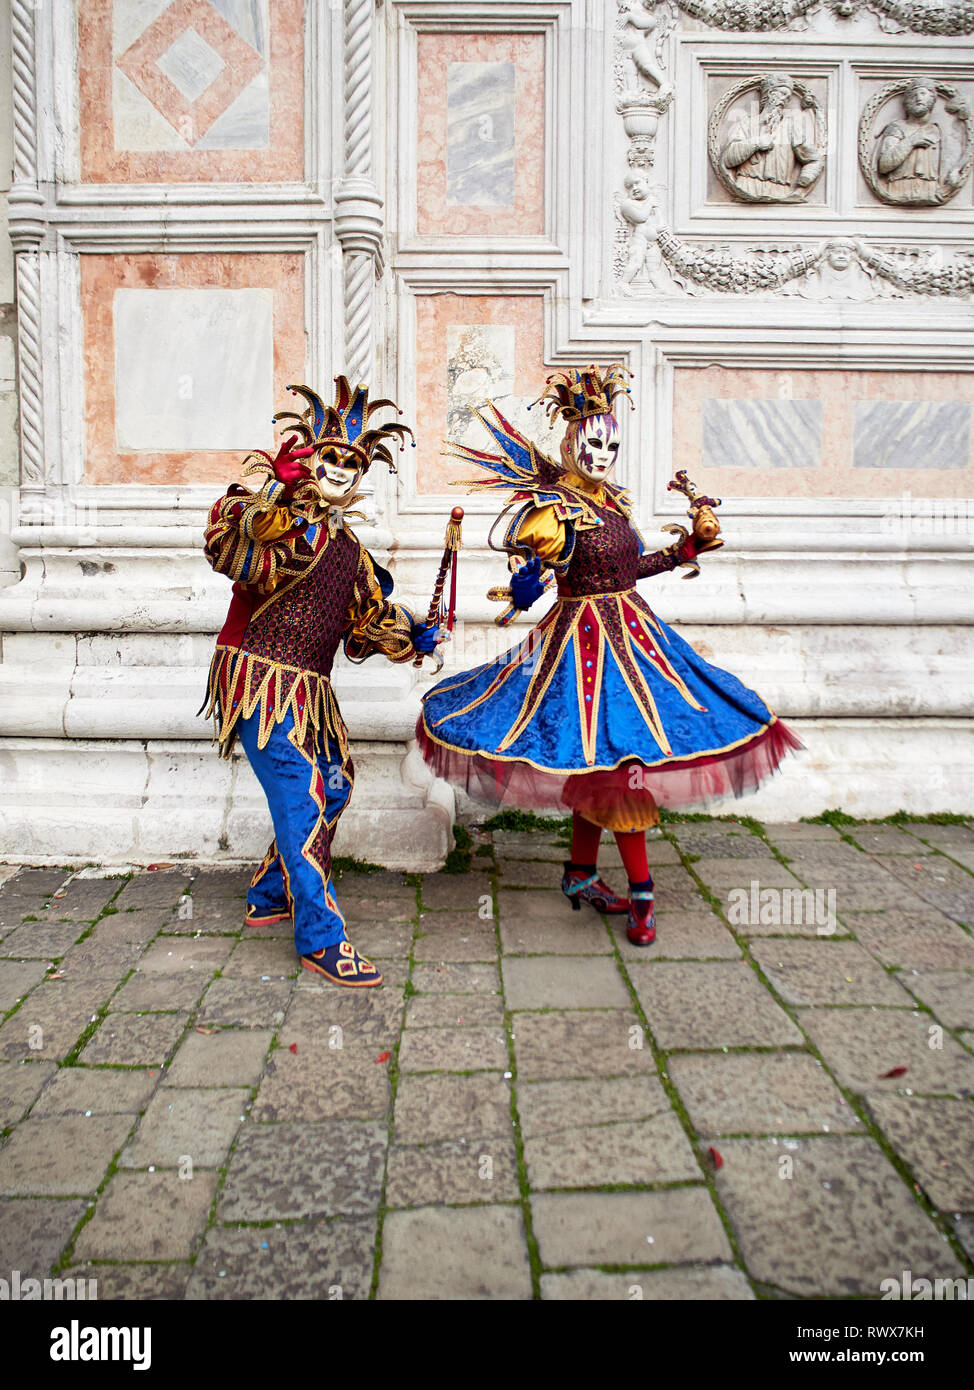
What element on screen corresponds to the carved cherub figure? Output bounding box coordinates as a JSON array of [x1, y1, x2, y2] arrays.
[[617, 0, 674, 101]]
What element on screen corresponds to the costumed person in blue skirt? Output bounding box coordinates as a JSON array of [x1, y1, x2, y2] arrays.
[[201, 377, 440, 988], [417, 364, 802, 946]]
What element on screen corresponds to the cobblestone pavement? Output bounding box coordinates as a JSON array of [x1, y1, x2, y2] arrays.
[[1, 816, 973, 1301]]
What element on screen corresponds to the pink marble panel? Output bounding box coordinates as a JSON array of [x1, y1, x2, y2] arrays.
[[79, 0, 305, 183], [414, 293, 548, 494], [416, 32, 545, 237], [672, 366, 974, 500], [82, 252, 305, 485]]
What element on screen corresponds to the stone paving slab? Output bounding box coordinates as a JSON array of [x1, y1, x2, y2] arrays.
[[516, 1075, 668, 1137], [164, 1028, 273, 1088], [749, 939, 910, 1007], [499, 913, 613, 956], [222, 938, 300, 979], [714, 1136, 964, 1297], [377, 1205, 533, 1300], [414, 920, 498, 963], [186, 1216, 377, 1300], [0, 923, 84, 959], [0, 959, 48, 1011], [0, 1113, 135, 1195], [31, 1066, 157, 1117], [843, 915, 974, 972], [57, 940, 145, 980], [0, 1197, 88, 1274], [525, 1112, 701, 1189], [404, 993, 505, 1029], [111, 971, 212, 1013], [393, 1072, 513, 1145], [502, 956, 632, 1010], [197, 978, 290, 1030], [531, 1188, 731, 1268], [667, 1051, 862, 1137], [512, 1010, 656, 1080], [0, 978, 117, 1061], [119, 1086, 250, 1169], [281, 987, 402, 1051], [74, 1170, 219, 1261], [139, 936, 235, 973], [80, 1011, 189, 1067], [411, 962, 500, 995], [421, 875, 493, 912], [385, 1136, 521, 1207], [896, 970, 974, 1029], [251, 1045, 391, 1122], [87, 910, 173, 945], [692, 858, 803, 888], [0, 1059, 58, 1127], [799, 1006, 974, 1096], [863, 1096, 974, 1210], [217, 1121, 386, 1222], [540, 1265, 755, 1300], [629, 961, 804, 1049], [398, 1024, 509, 1073]]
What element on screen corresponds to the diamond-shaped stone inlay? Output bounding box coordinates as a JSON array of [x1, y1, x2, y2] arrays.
[[116, 0, 264, 145], [156, 28, 227, 103]]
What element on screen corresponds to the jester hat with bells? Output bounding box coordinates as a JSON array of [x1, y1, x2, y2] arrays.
[[244, 376, 414, 513], [531, 364, 633, 475]]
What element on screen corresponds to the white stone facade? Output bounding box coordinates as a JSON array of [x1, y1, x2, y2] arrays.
[[0, 0, 972, 869]]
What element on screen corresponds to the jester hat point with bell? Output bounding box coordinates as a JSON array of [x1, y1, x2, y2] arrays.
[[275, 376, 415, 474], [530, 363, 633, 426]]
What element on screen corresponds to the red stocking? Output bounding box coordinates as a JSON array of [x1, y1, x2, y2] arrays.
[[614, 829, 650, 884], [571, 813, 603, 866]]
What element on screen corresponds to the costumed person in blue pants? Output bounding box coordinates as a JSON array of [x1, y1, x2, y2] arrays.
[[417, 364, 802, 947], [201, 377, 439, 988]]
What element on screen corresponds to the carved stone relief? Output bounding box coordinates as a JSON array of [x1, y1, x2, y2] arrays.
[[859, 76, 974, 206], [709, 74, 827, 203]]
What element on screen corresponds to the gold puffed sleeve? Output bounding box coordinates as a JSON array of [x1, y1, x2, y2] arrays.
[[250, 509, 295, 543], [510, 505, 569, 567]]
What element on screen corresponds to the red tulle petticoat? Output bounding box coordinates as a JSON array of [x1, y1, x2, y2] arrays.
[[416, 717, 804, 830]]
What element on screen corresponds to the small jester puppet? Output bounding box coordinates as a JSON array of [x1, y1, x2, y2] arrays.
[[418, 364, 802, 948], [201, 377, 440, 988]]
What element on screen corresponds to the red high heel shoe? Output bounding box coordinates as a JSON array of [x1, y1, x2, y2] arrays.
[[561, 862, 629, 914], [626, 877, 656, 946]]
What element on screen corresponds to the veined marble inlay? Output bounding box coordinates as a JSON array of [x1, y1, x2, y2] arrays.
[[853, 401, 972, 469], [446, 324, 560, 458], [155, 27, 227, 103], [114, 288, 274, 451], [701, 399, 823, 469], [446, 62, 516, 207]]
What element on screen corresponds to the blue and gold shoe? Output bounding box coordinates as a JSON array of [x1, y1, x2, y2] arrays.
[[300, 939, 383, 988], [245, 903, 292, 927]]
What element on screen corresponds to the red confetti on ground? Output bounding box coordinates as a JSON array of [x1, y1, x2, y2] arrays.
[[708, 1146, 724, 1169], [288, 1043, 298, 1054], [375, 1051, 391, 1065], [879, 1065, 908, 1079]]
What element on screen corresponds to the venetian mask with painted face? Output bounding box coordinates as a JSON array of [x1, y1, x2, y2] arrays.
[[309, 443, 367, 506], [565, 412, 621, 486]]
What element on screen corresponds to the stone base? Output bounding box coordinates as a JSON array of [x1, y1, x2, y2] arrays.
[[0, 736, 454, 872]]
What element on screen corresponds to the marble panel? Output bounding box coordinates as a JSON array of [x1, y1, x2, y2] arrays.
[[416, 33, 544, 237], [702, 399, 822, 470], [853, 402, 970, 470], [446, 62, 515, 207], [79, 0, 302, 182], [114, 288, 273, 451], [82, 252, 305, 486], [415, 294, 560, 495], [673, 366, 974, 500]]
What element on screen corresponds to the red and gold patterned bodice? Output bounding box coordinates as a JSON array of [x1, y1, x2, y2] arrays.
[[557, 498, 641, 598]]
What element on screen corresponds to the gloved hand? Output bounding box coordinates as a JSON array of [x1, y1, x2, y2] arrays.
[[510, 556, 547, 610], [271, 434, 316, 492], [411, 621, 441, 654]]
